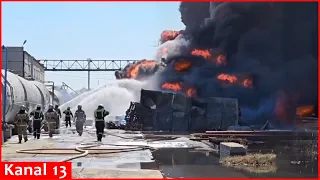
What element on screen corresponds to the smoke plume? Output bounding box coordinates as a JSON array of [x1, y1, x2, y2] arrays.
[[116, 2, 318, 124]]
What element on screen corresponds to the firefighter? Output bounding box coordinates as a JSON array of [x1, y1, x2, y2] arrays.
[[63, 107, 73, 128], [94, 104, 109, 142], [45, 104, 59, 137], [29, 104, 44, 139], [54, 105, 62, 129], [14, 105, 29, 143], [74, 105, 86, 136]]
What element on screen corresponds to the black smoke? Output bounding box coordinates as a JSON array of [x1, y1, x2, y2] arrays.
[[119, 2, 318, 125]]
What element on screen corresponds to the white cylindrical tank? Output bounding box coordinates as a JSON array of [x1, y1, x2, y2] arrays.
[[1, 70, 51, 123]]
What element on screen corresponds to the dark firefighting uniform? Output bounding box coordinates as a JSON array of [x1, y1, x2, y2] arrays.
[[94, 108, 109, 141], [63, 109, 73, 128], [30, 108, 44, 139]]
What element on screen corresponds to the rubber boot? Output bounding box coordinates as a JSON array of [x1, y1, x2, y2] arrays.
[[24, 137, 28, 142], [98, 134, 102, 142], [18, 136, 22, 144], [37, 134, 40, 139], [49, 132, 53, 137]]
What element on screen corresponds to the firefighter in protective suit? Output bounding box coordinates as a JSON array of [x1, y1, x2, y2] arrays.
[[14, 105, 29, 143], [54, 105, 62, 129], [94, 104, 109, 142], [74, 105, 86, 136], [63, 107, 73, 128], [30, 104, 44, 139], [45, 104, 59, 137]]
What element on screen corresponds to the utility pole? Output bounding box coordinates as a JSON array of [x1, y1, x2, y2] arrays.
[[2, 45, 8, 131], [87, 58, 91, 90]]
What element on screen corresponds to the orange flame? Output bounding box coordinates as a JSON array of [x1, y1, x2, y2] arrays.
[[186, 88, 197, 97], [128, 60, 156, 79], [216, 54, 227, 65], [192, 49, 227, 66], [174, 60, 191, 71], [161, 30, 180, 43], [217, 74, 238, 84], [191, 49, 212, 59], [161, 82, 182, 91], [242, 78, 253, 88], [296, 105, 315, 117]]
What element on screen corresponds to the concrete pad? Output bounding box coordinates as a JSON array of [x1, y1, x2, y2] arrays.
[[219, 142, 246, 158], [2, 128, 162, 178], [73, 168, 163, 178]]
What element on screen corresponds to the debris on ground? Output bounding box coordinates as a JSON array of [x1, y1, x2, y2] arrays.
[[220, 153, 277, 173]]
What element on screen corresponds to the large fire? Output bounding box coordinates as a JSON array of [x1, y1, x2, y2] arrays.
[[162, 82, 182, 91], [174, 60, 191, 71], [296, 105, 315, 117], [160, 30, 181, 43], [217, 74, 238, 84], [161, 82, 197, 98], [114, 2, 317, 126], [127, 60, 157, 79], [191, 49, 227, 65], [186, 88, 197, 98], [216, 73, 253, 88], [191, 49, 212, 59]]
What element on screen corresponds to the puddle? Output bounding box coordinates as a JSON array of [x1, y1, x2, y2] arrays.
[[152, 147, 318, 178]]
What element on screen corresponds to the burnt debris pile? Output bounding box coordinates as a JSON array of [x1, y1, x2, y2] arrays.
[[117, 2, 318, 126], [125, 89, 239, 132]]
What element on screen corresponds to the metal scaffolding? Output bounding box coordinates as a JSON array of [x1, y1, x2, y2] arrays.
[[40, 59, 139, 90], [40, 59, 138, 71]]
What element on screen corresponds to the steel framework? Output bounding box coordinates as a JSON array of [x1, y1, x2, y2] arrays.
[[40, 59, 139, 71]]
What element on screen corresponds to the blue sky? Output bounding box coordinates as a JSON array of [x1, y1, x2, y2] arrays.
[[2, 2, 185, 90]]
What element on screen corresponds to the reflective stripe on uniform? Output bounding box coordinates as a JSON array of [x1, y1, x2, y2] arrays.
[[94, 109, 104, 116], [95, 119, 104, 121]]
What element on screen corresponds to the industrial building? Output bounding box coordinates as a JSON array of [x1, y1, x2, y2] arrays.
[[1, 46, 45, 82]]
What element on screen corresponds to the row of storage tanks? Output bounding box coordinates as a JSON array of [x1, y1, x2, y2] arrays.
[[1, 69, 64, 126]]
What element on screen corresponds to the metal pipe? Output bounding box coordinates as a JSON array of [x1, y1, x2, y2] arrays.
[[87, 58, 91, 90], [45, 81, 55, 104], [2, 45, 8, 129]]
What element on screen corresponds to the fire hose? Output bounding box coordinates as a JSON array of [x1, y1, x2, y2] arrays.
[[16, 119, 176, 162], [16, 144, 153, 162], [16, 131, 157, 162]]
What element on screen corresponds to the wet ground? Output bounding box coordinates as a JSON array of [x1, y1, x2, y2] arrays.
[[2, 126, 163, 178], [2, 124, 318, 178], [151, 142, 318, 178]]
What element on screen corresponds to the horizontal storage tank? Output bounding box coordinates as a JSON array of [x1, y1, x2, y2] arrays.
[[1, 70, 51, 123]]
